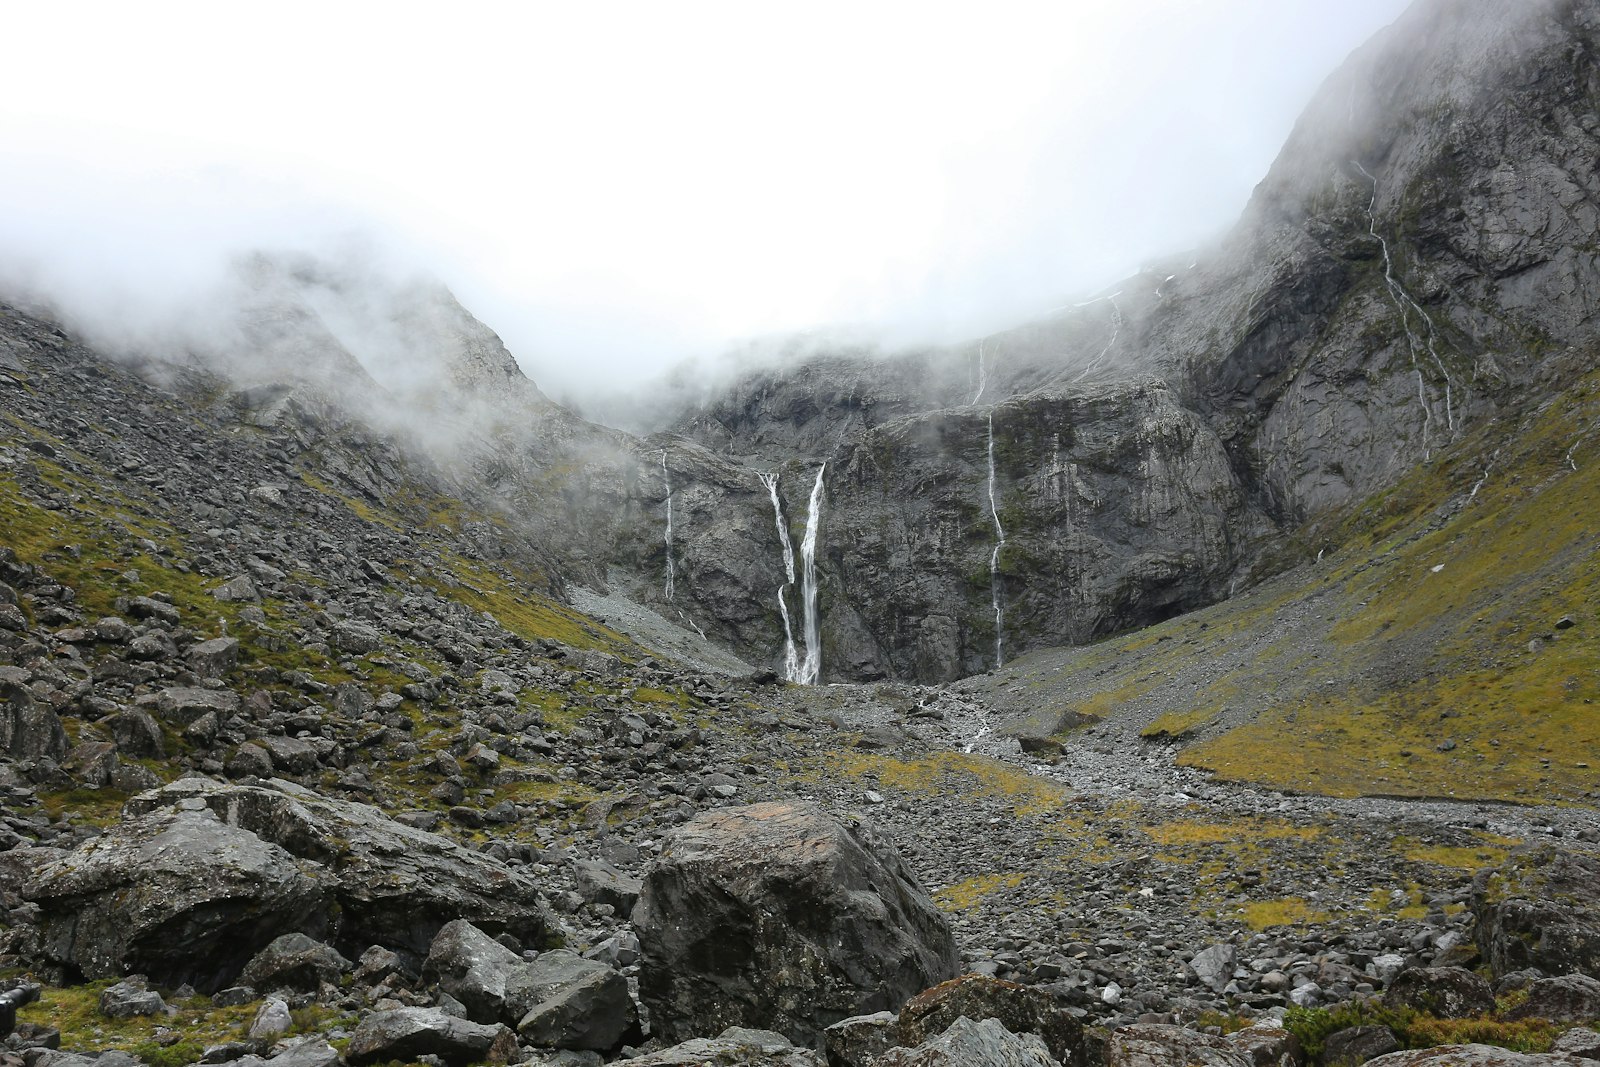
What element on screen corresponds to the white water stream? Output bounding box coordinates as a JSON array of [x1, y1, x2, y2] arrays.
[[758, 471, 802, 681], [798, 464, 826, 685]]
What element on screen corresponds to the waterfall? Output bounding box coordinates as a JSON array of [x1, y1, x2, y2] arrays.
[[986, 413, 1007, 668], [972, 340, 989, 405], [1352, 161, 1456, 450], [661, 450, 675, 601], [798, 464, 826, 685], [758, 472, 802, 681]]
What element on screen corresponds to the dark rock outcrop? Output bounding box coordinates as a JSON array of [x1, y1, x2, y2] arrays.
[[1472, 845, 1600, 979], [1383, 967, 1496, 1018], [635, 800, 959, 1045]]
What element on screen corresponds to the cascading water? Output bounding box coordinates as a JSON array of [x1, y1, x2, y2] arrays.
[[985, 412, 1007, 668], [660, 450, 675, 601], [798, 464, 826, 685], [758, 472, 802, 682], [1351, 161, 1457, 451]]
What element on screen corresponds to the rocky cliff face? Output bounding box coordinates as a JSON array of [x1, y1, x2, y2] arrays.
[[6, 1, 1594, 687], [624, 0, 1600, 680]]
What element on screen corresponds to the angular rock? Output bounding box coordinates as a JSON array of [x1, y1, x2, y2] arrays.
[[225, 742, 275, 779], [636, 801, 959, 1045], [573, 859, 641, 914], [423, 919, 530, 1024], [188, 637, 240, 678], [331, 621, 383, 654], [1190, 945, 1238, 995], [25, 806, 331, 992], [211, 576, 260, 603], [624, 1026, 825, 1066], [239, 932, 349, 992], [1382, 967, 1496, 1019], [228, 1037, 342, 1067], [515, 949, 635, 1051], [344, 1007, 518, 1067], [250, 997, 293, 1040], [1321, 1026, 1400, 1066], [1227, 1024, 1303, 1067], [126, 777, 557, 957], [151, 687, 241, 727], [105, 710, 165, 759], [1106, 1024, 1254, 1067], [1365, 1046, 1575, 1067], [1504, 973, 1600, 1023], [879, 1016, 1062, 1067], [896, 974, 1082, 1067], [824, 1011, 900, 1067], [98, 979, 166, 1018], [0, 675, 68, 762], [1552, 1028, 1600, 1060], [1473, 845, 1600, 980]]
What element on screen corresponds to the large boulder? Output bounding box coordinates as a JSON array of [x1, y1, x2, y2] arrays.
[[1382, 968, 1496, 1019], [25, 806, 331, 992], [423, 919, 532, 1023], [1472, 845, 1600, 979], [635, 801, 959, 1046], [1504, 974, 1600, 1023], [878, 1016, 1062, 1067], [343, 1007, 518, 1067], [895, 975, 1082, 1067], [1365, 1046, 1576, 1067], [125, 777, 557, 955]]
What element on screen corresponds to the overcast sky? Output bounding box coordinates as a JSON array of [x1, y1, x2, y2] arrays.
[[1, 1, 1411, 401]]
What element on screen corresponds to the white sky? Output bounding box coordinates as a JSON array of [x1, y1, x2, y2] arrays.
[[0, 1, 1410, 400]]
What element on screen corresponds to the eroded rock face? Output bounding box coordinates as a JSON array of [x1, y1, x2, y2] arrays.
[[1472, 845, 1600, 979], [1383, 968, 1496, 1019], [635, 801, 959, 1046], [879, 1016, 1062, 1067], [1364, 1045, 1576, 1067]]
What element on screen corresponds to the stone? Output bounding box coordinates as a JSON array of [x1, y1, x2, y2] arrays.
[[152, 687, 241, 726], [229, 1037, 342, 1067], [572, 859, 641, 914], [225, 743, 275, 779], [514, 949, 635, 1051], [1382, 968, 1496, 1018], [1504, 973, 1600, 1022], [1321, 1026, 1401, 1066], [105, 710, 165, 759], [188, 637, 240, 678], [624, 1026, 824, 1066], [0, 676, 68, 763], [423, 919, 530, 1024], [895, 974, 1082, 1067], [211, 576, 260, 603], [878, 1016, 1062, 1067], [823, 1011, 899, 1067], [1227, 1024, 1302, 1067], [343, 1007, 519, 1067], [249, 997, 292, 1040], [1105, 1024, 1254, 1067], [635, 801, 959, 1045], [98, 979, 166, 1019], [1190, 945, 1238, 995], [239, 932, 350, 992], [331, 621, 383, 654], [1473, 845, 1600, 980], [1551, 1028, 1600, 1060], [1364, 1046, 1575, 1067]]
